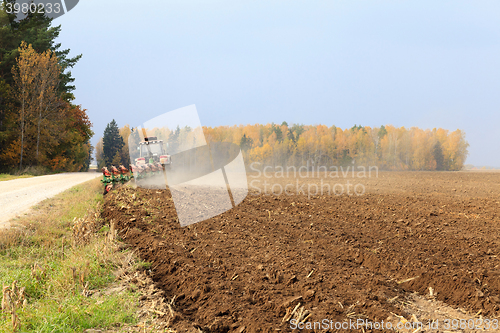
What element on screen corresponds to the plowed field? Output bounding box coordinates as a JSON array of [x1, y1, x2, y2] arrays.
[[102, 171, 500, 332]]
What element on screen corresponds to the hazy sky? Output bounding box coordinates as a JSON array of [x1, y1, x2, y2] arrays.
[[55, 0, 500, 166]]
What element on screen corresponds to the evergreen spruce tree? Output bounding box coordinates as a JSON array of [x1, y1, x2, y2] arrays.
[[102, 120, 124, 166], [0, 4, 81, 95], [239, 134, 253, 151], [378, 125, 388, 138]]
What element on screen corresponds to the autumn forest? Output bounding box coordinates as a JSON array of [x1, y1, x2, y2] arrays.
[[206, 123, 469, 171], [0, 9, 92, 173], [98, 122, 469, 172]]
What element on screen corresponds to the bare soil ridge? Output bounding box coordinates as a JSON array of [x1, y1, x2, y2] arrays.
[[102, 171, 500, 332]]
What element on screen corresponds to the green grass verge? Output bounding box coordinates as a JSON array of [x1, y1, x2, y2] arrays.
[[0, 179, 139, 332], [0, 174, 34, 182]]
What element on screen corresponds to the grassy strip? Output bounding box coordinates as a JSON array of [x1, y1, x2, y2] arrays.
[[0, 174, 34, 182], [0, 179, 139, 332], [0, 165, 66, 181]]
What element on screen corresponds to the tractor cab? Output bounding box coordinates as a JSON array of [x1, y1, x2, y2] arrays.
[[135, 136, 171, 166]]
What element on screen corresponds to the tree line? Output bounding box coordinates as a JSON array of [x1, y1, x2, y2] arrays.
[[206, 123, 469, 171], [98, 121, 469, 171], [0, 4, 92, 172]]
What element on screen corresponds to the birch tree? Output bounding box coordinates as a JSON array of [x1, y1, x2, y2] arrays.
[[11, 42, 38, 170], [34, 49, 61, 162]]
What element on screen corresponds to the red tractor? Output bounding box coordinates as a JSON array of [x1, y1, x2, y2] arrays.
[[102, 137, 171, 194], [134, 136, 171, 168]]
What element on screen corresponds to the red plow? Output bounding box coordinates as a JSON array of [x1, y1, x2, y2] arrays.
[[100, 165, 133, 194], [101, 162, 166, 194]]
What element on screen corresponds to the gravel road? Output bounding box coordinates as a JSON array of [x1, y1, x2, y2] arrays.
[[0, 172, 101, 227]]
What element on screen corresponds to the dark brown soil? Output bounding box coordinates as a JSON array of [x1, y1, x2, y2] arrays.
[[102, 172, 500, 332]]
